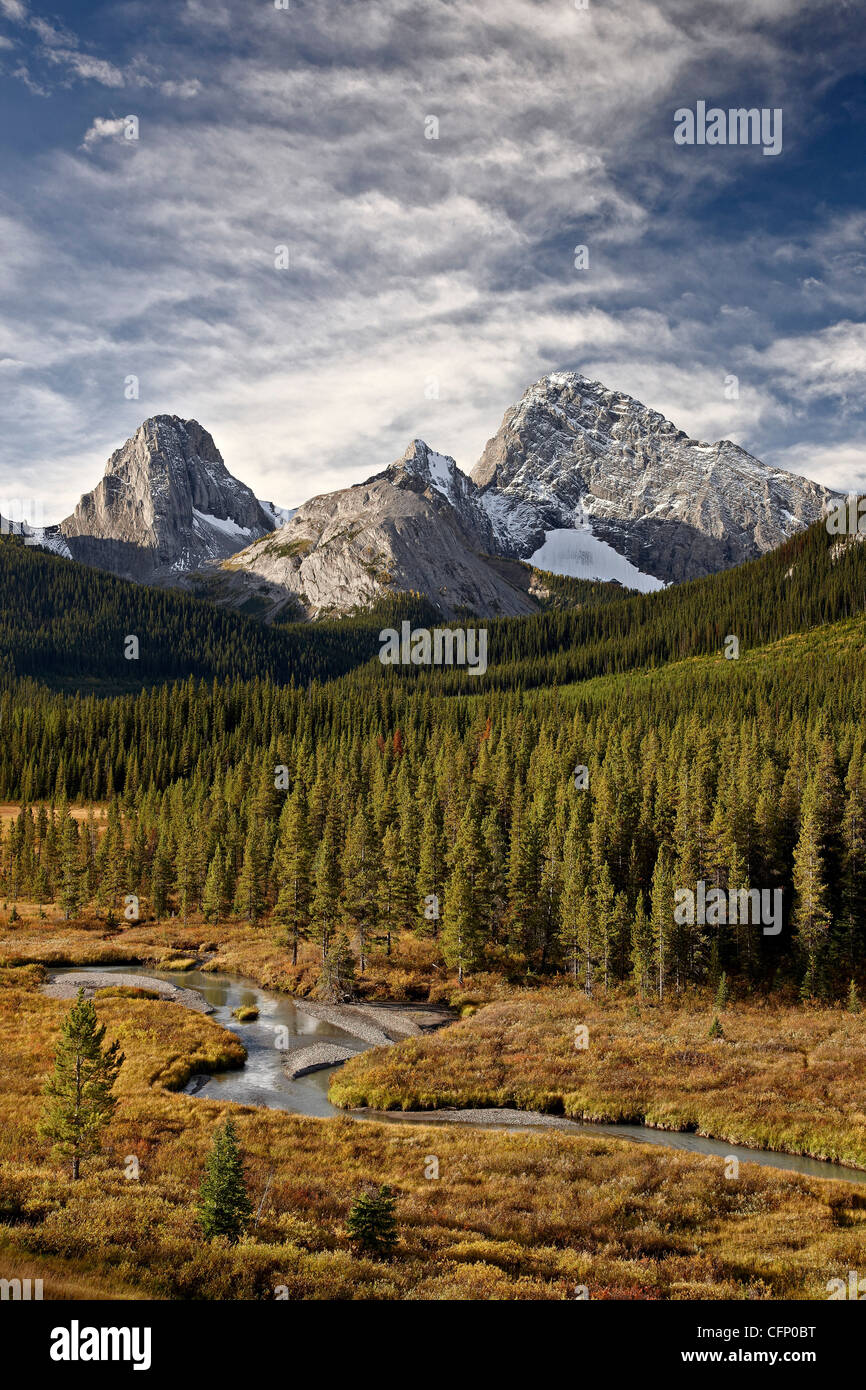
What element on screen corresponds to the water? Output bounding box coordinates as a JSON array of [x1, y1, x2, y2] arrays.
[[56, 963, 866, 1183], [64, 962, 366, 1116]]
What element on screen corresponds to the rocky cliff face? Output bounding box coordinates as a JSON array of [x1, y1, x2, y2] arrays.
[[38, 374, 837, 615], [472, 373, 835, 583], [217, 439, 535, 621], [59, 416, 277, 582]]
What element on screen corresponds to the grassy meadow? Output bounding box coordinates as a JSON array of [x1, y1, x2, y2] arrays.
[[331, 989, 866, 1169], [1, 959, 865, 1301]]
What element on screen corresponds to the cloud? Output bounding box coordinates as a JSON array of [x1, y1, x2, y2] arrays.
[[160, 78, 201, 99], [3, 4, 125, 89], [771, 441, 866, 493], [1, 0, 864, 518], [749, 322, 866, 406], [42, 46, 124, 86], [10, 62, 48, 94], [81, 116, 129, 149]]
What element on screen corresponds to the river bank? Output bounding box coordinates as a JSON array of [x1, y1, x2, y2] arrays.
[[43, 961, 866, 1185]]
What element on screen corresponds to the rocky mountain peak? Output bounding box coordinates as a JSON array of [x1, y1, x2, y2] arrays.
[[471, 372, 836, 583], [59, 415, 277, 583], [36, 371, 838, 612]]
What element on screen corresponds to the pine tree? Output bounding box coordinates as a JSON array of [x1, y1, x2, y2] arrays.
[[150, 834, 172, 922], [272, 786, 312, 965], [316, 931, 357, 1002], [347, 1184, 398, 1255], [576, 887, 594, 995], [311, 809, 341, 961], [630, 894, 653, 997], [235, 819, 267, 923], [559, 823, 587, 979], [506, 792, 542, 959], [651, 848, 675, 1001], [416, 798, 446, 936], [202, 850, 224, 924], [197, 1116, 252, 1244], [442, 805, 486, 984], [594, 862, 617, 991], [792, 782, 832, 997], [340, 803, 379, 973], [58, 815, 84, 920], [39, 988, 125, 1179], [377, 822, 402, 957]]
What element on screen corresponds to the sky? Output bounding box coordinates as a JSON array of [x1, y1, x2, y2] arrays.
[[0, 0, 864, 521]]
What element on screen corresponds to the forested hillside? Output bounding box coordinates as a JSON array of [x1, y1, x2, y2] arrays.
[[0, 535, 618, 690], [0, 518, 864, 1002], [0, 535, 442, 688]]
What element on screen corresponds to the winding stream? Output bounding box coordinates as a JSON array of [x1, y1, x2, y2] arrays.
[[60, 962, 866, 1185]]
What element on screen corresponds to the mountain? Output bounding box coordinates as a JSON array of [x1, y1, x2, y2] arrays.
[[214, 439, 537, 620], [472, 372, 835, 584], [0, 530, 449, 690], [54, 416, 282, 583], [4, 502, 864, 701], [31, 373, 837, 616], [223, 374, 834, 615]]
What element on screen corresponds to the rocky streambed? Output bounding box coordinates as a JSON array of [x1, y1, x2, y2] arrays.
[[43, 969, 214, 1014]]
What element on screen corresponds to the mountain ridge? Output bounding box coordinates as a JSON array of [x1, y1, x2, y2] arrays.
[[18, 372, 839, 617]]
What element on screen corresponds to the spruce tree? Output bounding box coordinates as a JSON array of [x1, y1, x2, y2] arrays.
[[340, 803, 379, 973], [197, 1116, 252, 1244], [58, 816, 84, 921], [442, 806, 485, 984], [235, 820, 267, 923], [559, 823, 586, 980], [630, 894, 653, 997], [793, 782, 832, 997], [416, 798, 446, 936], [316, 931, 357, 1002], [347, 1184, 398, 1255], [39, 988, 125, 1179], [202, 850, 224, 923], [311, 810, 341, 961], [650, 848, 675, 1001]]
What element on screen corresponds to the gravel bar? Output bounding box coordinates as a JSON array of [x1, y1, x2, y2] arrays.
[[43, 970, 213, 1014], [284, 1042, 360, 1078], [291, 998, 452, 1044]]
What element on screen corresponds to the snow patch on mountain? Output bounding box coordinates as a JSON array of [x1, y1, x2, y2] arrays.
[[33, 528, 73, 560], [0, 519, 73, 559], [192, 509, 258, 543], [529, 527, 665, 592], [258, 499, 296, 528]]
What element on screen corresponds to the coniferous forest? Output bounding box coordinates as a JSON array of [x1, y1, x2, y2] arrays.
[[2, 516, 865, 1002], [6, 0, 866, 1332]]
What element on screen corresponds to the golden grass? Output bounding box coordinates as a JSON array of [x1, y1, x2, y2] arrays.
[[0, 804, 105, 828], [0, 960, 865, 1299], [330, 987, 866, 1169], [0, 913, 454, 1002]]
